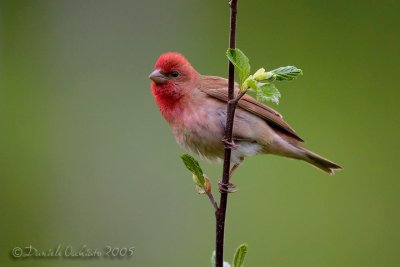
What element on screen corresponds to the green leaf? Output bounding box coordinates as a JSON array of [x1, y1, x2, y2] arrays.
[[181, 154, 205, 186], [226, 48, 251, 85], [247, 79, 281, 104], [232, 243, 248, 267], [270, 66, 302, 81], [258, 83, 281, 104]]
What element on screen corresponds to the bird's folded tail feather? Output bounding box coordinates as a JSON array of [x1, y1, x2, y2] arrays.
[[300, 147, 343, 175]]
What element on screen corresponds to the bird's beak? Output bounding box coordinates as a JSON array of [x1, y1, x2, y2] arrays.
[[149, 69, 168, 84]]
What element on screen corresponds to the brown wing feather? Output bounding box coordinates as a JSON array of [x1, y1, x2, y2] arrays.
[[198, 75, 304, 142]]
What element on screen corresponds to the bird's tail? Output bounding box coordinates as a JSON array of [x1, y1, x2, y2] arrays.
[[300, 147, 343, 175]]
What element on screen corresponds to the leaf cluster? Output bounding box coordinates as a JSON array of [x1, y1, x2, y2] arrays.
[[226, 48, 302, 104]]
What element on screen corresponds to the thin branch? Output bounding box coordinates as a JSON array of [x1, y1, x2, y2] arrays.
[[206, 191, 219, 211], [215, 0, 239, 266], [234, 90, 247, 103]]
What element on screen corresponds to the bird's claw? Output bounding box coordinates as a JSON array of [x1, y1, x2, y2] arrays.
[[218, 181, 238, 193], [222, 138, 237, 150]]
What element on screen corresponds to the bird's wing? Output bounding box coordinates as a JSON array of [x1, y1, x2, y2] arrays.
[[198, 75, 304, 142]]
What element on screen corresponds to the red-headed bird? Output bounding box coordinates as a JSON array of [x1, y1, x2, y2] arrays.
[[149, 52, 342, 175]]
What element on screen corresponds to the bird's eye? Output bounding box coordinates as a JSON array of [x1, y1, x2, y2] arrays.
[[170, 71, 180, 78]]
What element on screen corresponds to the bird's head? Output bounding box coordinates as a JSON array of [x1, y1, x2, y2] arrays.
[[149, 52, 198, 98]]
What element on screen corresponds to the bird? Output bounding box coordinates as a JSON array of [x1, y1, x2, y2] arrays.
[[149, 52, 342, 177]]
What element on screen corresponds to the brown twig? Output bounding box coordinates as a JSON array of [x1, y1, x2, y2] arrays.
[[206, 191, 219, 211], [215, 0, 239, 266]]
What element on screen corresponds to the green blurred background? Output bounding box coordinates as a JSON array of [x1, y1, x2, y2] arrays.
[[1, 0, 399, 266]]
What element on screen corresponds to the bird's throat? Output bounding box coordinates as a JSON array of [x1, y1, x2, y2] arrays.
[[151, 83, 185, 124]]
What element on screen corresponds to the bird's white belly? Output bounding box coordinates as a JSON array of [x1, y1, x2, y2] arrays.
[[232, 141, 263, 163]]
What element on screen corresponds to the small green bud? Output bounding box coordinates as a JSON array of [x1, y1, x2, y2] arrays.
[[203, 176, 211, 193], [241, 75, 254, 90], [195, 185, 206, 194], [265, 71, 274, 81], [193, 174, 211, 194], [253, 68, 267, 81], [192, 173, 203, 187]]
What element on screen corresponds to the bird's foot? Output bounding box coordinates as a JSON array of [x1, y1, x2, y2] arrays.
[[218, 181, 238, 193], [222, 138, 237, 150]]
